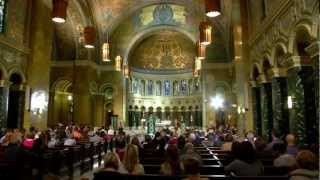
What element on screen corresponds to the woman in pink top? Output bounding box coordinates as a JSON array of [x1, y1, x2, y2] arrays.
[[22, 133, 34, 149]]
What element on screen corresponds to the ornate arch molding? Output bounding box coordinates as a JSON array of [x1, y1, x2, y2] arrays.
[[250, 62, 262, 80], [271, 40, 288, 67], [124, 26, 197, 65], [0, 62, 8, 80], [50, 78, 73, 92], [7, 67, 26, 83], [288, 19, 317, 55], [99, 83, 118, 96]]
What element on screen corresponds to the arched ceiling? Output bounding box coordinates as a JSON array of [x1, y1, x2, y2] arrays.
[[130, 30, 195, 71], [48, 0, 235, 64]]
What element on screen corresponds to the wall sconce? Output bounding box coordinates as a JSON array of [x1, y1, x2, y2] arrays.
[[287, 96, 293, 109], [31, 91, 48, 115]]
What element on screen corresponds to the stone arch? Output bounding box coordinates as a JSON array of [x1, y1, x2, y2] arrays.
[[0, 62, 7, 80], [7, 67, 26, 83], [99, 83, 117, 96], [51, 78, 73, 92], [262, 57, 273, 81], [124, 26, 197, 64], [288, 20, 316, 55], [271, 40, 288, 67], [250, 63, 262, 81]]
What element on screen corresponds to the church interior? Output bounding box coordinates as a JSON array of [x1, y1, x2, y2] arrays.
[[0, 0, 319, 179]]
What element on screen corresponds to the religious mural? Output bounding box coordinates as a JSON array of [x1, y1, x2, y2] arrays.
[[130, 30, 195, 70]]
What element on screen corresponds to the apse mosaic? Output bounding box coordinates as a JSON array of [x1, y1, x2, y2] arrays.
[[130, 30, 195, 70], [133, 4, 187, 28]]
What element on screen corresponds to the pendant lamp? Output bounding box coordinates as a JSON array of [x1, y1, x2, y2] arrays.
[[52, 0, 68, 23], [84, 26, 95, 49], [199, 21, 212, 46], [197, 40, 206, 60], [115, 55, 122, 71], [205, 0, 221, 18], [102, 43, 111, 62]]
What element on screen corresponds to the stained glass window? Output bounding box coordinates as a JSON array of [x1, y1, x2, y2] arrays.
[[0, 0, 6, 33], [147, 80, 153, 96], [181, 80, 187, 95], [164, 80, 170, 96]]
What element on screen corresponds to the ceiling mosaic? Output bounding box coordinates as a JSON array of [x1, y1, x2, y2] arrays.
[[130, 30, 195, 70], [48, 0, 233, 63]]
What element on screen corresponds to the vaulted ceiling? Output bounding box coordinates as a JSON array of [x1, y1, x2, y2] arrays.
[[47, 0, 236, 65]]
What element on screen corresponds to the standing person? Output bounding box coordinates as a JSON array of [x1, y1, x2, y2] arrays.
[[123, 144, 144, 175], [160, 144, 183, 175]]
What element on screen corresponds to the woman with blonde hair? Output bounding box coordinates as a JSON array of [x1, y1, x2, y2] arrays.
[[123, 144, 144, 175], [94, 152, 124, 179]]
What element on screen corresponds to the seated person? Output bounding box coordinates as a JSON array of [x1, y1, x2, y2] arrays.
[[273, 143, 296, 169], [286, 134, 298, 157], [225, 141, 264, 176], [21, 133, 35, 149], [64, 135, 76, 146], [290, 150, 318, 180], [123, 144, 144, 175], [160, 144, 183, 175], [222, 134, 234, 151], [94, 152, 123, 179], [183, 157, 208, 180]]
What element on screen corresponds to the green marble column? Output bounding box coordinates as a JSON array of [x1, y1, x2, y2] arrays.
[[287, 67, 308, 147], [0, 86, 9, 129], [272, 77, 289, 138], [252, 87, 262, 136], [260, 83, 273, 141], [128, 110, 134, 127]]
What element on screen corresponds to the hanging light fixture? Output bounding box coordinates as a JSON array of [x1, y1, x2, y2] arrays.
[[84, 26, 95, 48], [123, 65, 130, 78], [102, 32, 111, 62], [195, 57, 202, 71], [193, 69, 200, 77], [115, 55, 122, 71], [52, 0, 68, 23], [199, 21, 212, 46], [205, 0, 221, 18], [197, 40, 206, 60], [102, 43, 111, 62]]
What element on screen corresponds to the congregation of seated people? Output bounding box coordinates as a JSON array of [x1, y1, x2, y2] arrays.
[[0, 123, 319, 180]]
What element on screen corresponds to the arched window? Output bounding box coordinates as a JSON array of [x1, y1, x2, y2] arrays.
[[0, 0, 7, 33]]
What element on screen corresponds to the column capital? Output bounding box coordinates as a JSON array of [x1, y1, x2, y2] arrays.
[[0, 80, 10, 87], [283, 56, 301, 69], [257, 74, 269, 84], [269, 67, 287, 78], [305, 41, 320, 58], [249, 80, 258, 87]]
